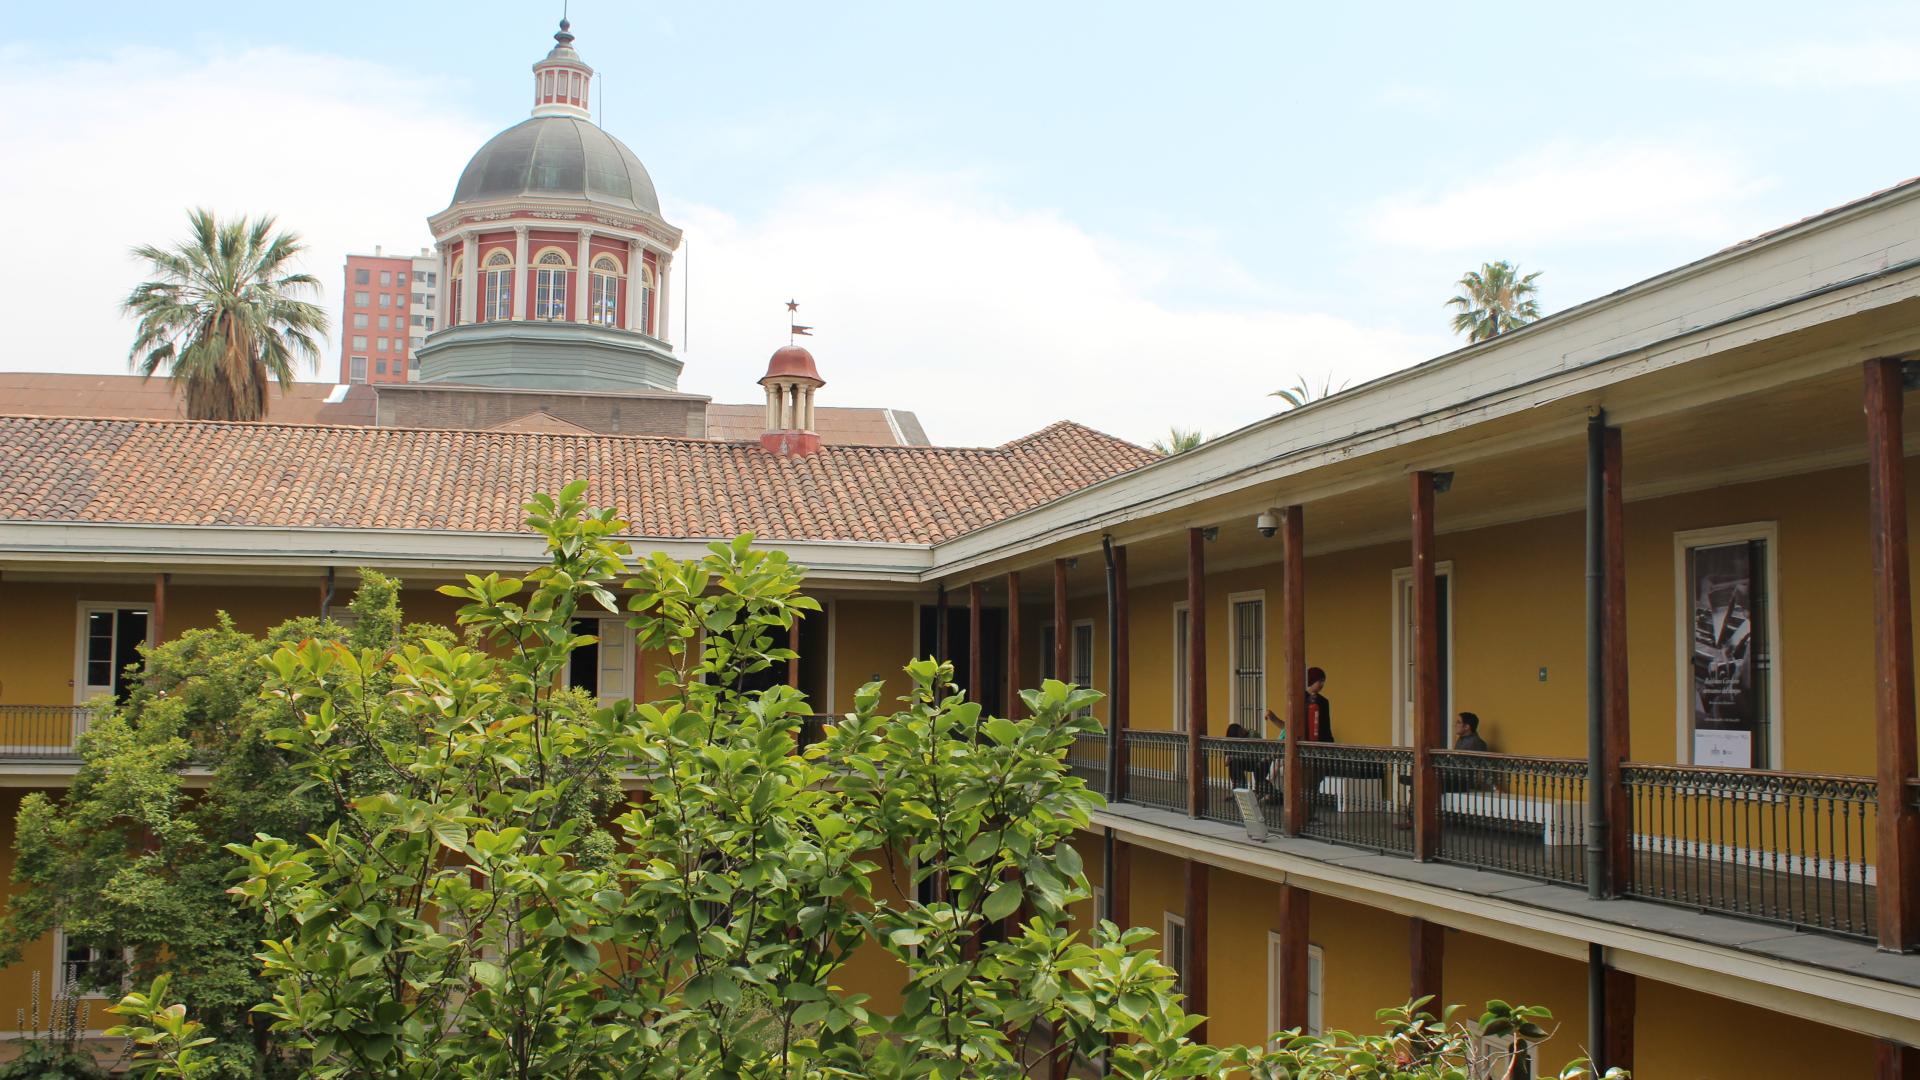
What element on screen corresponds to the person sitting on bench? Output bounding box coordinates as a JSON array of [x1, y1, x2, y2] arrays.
[[1454, 711, 1489, 752], [1223, 722, 1269, 793]]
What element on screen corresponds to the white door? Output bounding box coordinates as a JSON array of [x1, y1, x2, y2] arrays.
[[76, 604, 149, 704], [1390, 567, 1451, 747]]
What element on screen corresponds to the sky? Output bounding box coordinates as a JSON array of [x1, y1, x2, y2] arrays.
[[4, 1, 1920, 446]]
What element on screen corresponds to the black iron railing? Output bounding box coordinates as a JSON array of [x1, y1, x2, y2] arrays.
[[1122, 729, 1188, 814], [1434, 750, 1587, 886], [1066, 730, 1108, 791], [0, 705, 92, 759], [1294, 742, 1414, 855], [1198, 736, 1283, 828], [1624, 763, 1877, 940]]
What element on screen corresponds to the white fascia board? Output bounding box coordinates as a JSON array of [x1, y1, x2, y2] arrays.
[[0, 523, 933, 583], [928, 230, 1920, 579]]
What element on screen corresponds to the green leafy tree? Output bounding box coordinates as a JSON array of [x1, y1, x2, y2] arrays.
[[148, 483, 1621, 1079], [1270, 372, 1350, 411], [1150, 427, 1205, 455], [123, 209, 328, 421], [1447, 260, 1544, 342], [2, 573, 448, 1079]]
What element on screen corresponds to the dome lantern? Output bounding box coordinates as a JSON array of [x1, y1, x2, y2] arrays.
[[760, 344, 825, 457], [531, 19, 594, 121]]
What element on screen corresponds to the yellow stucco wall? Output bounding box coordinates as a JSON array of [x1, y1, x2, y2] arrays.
[[828, 599, 915, 714], [1307, 893, 1411, 1037], [1635, 975, 1876, 1078], [1444, 929, 1589, 1075]]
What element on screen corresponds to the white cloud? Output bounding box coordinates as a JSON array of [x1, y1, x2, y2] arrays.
[[671, 179, 1436, 446], [1694, 39, 1920, 89], [0, 44, 488, 382], [1364, 139, 1775, 252]]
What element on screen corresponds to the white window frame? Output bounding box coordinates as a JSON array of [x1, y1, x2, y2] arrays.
[[1228, 590, 1267, 736], [1390, 561, 1455, 747], [589, 255, 623, 327], [532, 247, 571, 320], [1265, 934, 1323, 1040], [1090, 884, 1105, 923], [482, 250, 514, 322], [1172, 601, 1190, 732], [73, 602, 148, 705], [1163, 911, 1187, 995], [560, 615, 634, 704], [50, 927, 131, 1000], [1469, 1023, 1541, 1080], [350, 356, 367, 382], [1070, 618, 1096, 716], [1672, 522, 1782, 768]]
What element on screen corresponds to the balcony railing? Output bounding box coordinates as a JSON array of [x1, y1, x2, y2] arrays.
[[1066, 731, 1108, 792], [1121, 729, 1188, 814], [1295, 742, 1415, 855], [0, 705, 93, 760], [1434, 750, 1587, 886], [1624, 763, 1877, 939], [1197, 736, 1283, 828]]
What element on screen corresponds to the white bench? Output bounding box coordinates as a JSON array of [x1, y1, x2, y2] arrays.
[[1442, 791, 1583, 846]]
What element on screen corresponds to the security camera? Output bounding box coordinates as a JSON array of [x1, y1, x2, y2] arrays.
[[1255, 510, 1278, 538]]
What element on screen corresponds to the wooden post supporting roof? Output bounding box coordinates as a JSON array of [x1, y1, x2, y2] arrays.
[[1186, 528, 1208, 818], [1879, 1040, 1920, 1079], [1410, 473, 1442, 861], [968, 581, 984, 707], [1866, 357, 1920, 952], [935, 584, 949, 662], [1602, 427, 1632, 895], [786, 621, 800, 689], [1282, 507, 1307, 836], [1604, 967, 1636, 1075], [1006, 570, 1023, 720], [1409, 917, 1443, 1014], [151, 572, 168, 646], [1276, 883, 1311, 1032], [1183, 859, 1209, 1043], [1114, 545, 1131, 801]]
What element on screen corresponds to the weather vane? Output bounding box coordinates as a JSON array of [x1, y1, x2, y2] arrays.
[[786, 299, 813, 344]]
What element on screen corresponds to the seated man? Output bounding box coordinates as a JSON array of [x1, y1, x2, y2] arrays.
[[1454, 711, 1489, 752]]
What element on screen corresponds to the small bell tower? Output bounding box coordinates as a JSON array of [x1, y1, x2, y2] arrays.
[[531, 18, 593, 120]]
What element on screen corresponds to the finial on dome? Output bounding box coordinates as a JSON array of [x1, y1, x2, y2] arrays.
[[555, 17, 573, 47]]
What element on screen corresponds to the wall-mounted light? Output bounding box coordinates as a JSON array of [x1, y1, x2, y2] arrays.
[[1431, 471, 1455, 494]]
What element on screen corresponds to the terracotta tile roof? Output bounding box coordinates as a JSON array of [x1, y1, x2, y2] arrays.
[[0, 416, 1154, 544], [0, 373, 377, 425], [704, 404, 931, 446]]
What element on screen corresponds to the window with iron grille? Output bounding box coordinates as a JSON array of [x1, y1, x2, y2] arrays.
[[1232, 596, 1265, 735]]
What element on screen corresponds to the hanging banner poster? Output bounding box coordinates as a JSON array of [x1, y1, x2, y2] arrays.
[[1689, 543, 1757, 768]]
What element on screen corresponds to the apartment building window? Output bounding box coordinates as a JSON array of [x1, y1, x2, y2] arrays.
[[378, 293, 391, 308], [396, 271, 407, 285], [423, 271, 436, 286], [534, 249, 571, 319], [483, 251, 513, 320], [425, 294, 436, 310], [589, 255, 622, 326], [354, 291, 369, 306], [376, 316, 388, 331], [411, 292, 425, 306], [353, 268, 369, 285], [350, 356, 367, 382], [1677, 525, 1778, 769], [377, 270, 390, 286], [1265, 936, 1323, 1038], [1231, 593, 1266, 735], [410, 355, 421, 372], [376, 337, 388, 351], [425, 316, 435, 331], [1172, 602, 1190, 731], [352, 313, 368, 329], [351, 335, 367, 350], [394, 292, 406, 308], [411, 314, 424, 327], [375, 360, 387, 375], [1163, 912, 1187, 996]]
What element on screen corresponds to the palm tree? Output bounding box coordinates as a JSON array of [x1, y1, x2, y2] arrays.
[[1446, 260, 1543, 343], [1271, 372, 1350, 411], [124, 209, 328, 421], [1151, 427, 1205, 455]]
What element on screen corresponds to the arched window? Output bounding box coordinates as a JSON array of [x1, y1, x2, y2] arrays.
[[588, 255, 622, 327], [533, 248, 571, 320], [639, 263, 656, 336], [483, 249, 514, 322], [449, 256, 465, 326]]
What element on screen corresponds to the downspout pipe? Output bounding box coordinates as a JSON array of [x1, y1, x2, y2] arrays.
[[1585, 411, 1609, 898], [1101, 534, 1120, 926], [321, 566, 336, 619]]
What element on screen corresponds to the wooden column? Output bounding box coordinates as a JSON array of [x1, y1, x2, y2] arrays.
[[1281, 507, 1308, 835], [1868, 357, 1920, 952], [1114, 545, 1131, 800], [935, 584, 949, 662], [1275, 883, 1311, 1031], [1006, 570, 1023, 719], [968, 581, 984, 706], [1879, 1040, 1920, 1079], [151, 572, 169, 646], [1410, 473, 1442, 861], [1052, 559, 1070, 680], [1186, 528, 1208, 817], [786, 620, 800, 688], [1603, 967, 1636, 1075], [1602, 427, 1633, 895], [1183, 859, 1209, 1042], [1409, 917, 1443, 1014]]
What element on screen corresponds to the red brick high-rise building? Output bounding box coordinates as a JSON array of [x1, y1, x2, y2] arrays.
[[338, 247, 440, 384]]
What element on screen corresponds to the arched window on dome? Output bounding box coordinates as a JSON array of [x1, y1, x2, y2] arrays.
[[588, 254, 622, 328], [449, 255, 465, 327], [639, 263, 656, 336], [533, 248, 571, 320], [482, 249, 514, 322]]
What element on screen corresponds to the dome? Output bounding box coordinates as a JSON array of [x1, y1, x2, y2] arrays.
[[761, 345, 823, 385], [449, 116, 661, 216]]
